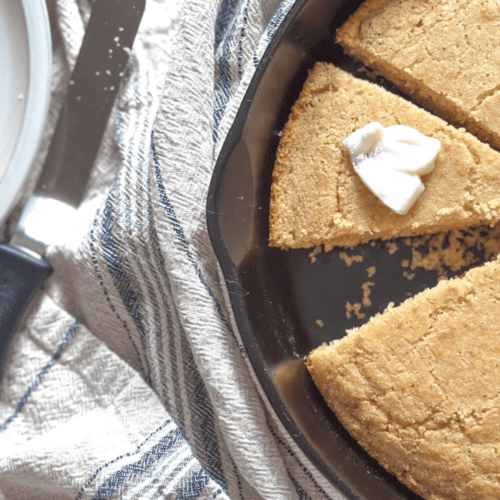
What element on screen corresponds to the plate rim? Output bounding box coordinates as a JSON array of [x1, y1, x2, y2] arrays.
[[0, 0, 52, 226]]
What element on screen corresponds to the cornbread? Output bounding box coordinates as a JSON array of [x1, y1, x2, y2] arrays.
[[307, 256, 500, 500], [337, 0, 500, 150], [269, 62, 500, 249]]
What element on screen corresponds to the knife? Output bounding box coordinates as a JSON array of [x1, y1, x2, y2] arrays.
[[0, 0, 146, 379]]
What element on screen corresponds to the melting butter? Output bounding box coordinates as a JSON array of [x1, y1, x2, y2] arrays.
[[343, 123, 441, 215]]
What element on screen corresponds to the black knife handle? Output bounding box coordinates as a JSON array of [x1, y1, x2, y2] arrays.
[[0, 244, 53, 380]]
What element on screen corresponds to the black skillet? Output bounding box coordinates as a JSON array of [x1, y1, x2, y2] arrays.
[[206, 1, 463, 498]]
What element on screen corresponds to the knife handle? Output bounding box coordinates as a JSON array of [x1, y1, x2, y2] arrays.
[[0, 244, 53, 381]]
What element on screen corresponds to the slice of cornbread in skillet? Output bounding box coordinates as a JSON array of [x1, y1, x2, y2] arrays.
[[337, 0, 500, 150], [269, 62, 500, 250], [307, 255, 500, 500]]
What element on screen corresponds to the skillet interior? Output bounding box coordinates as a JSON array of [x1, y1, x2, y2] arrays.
[[206, 1, 473, 498]]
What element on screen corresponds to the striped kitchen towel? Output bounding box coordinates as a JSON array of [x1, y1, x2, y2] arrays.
[[0, 0, 346, 499]]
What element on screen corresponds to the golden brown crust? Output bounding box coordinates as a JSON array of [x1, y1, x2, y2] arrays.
[[337, 0, 500, 151], [307, 257, 500, 500], [269, 63, 500, 250]]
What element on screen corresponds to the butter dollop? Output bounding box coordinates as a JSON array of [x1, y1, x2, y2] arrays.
[[343, 122, 441, 215]]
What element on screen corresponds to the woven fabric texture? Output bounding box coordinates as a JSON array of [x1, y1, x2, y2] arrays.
[[0, 1, 346, 499]]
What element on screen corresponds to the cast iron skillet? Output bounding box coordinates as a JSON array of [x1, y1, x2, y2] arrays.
[[207, 1, 453, 498]]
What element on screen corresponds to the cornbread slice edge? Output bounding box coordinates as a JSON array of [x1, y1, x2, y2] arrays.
[[307, 257, 500, 500], [269, 62, 500, 250], [336, 0, 500, 151]]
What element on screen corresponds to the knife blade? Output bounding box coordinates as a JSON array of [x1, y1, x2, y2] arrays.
[[0, 0, 146, 379]]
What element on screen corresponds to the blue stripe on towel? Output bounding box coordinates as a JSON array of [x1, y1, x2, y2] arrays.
[[177, 330, 227, 490], [151, 134, 246, 356], [237, 0, 251, 76], [89, 210, 145, 371], [192, 367, 225, 487], [287, 471, 313, 500], [210, 489, 225, 500], [266, 421, 333, 500], [215, 0, 240, 54], [265, 1, 293, 45], [175, 467, 211, 499], [0, 321, 80, 434], [213, 0, 252, 151], [253, 0, 295, 67], [76, 419, 173, 499], [100, 191, 152, 387], [89, 425, 222, 499]]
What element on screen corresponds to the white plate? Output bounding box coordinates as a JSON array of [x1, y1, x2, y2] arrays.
[[0, 0, 51, 225]]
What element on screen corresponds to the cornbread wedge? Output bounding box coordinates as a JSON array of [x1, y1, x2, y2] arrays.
[[307, 255, 500, 500], [337, 0, 500, 150], [269, 63, 500, 250]]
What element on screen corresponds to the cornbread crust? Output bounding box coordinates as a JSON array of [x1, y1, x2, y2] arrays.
[[307, 257, 500, 500], [337, 0, 500, 150], [269, 63, 500, 249]]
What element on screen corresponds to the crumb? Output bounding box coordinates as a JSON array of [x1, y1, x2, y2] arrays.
[[346, 302, 366, 320], [339, 252, 363, 266], [316, 319, 324, 327], [403, 270, 415, 280], [361, 281, 374, 307], [367, 266, 376, 278], [386, 242, 399, 255], [401, 259, 409, 268], [308, 245, 323, 263]]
